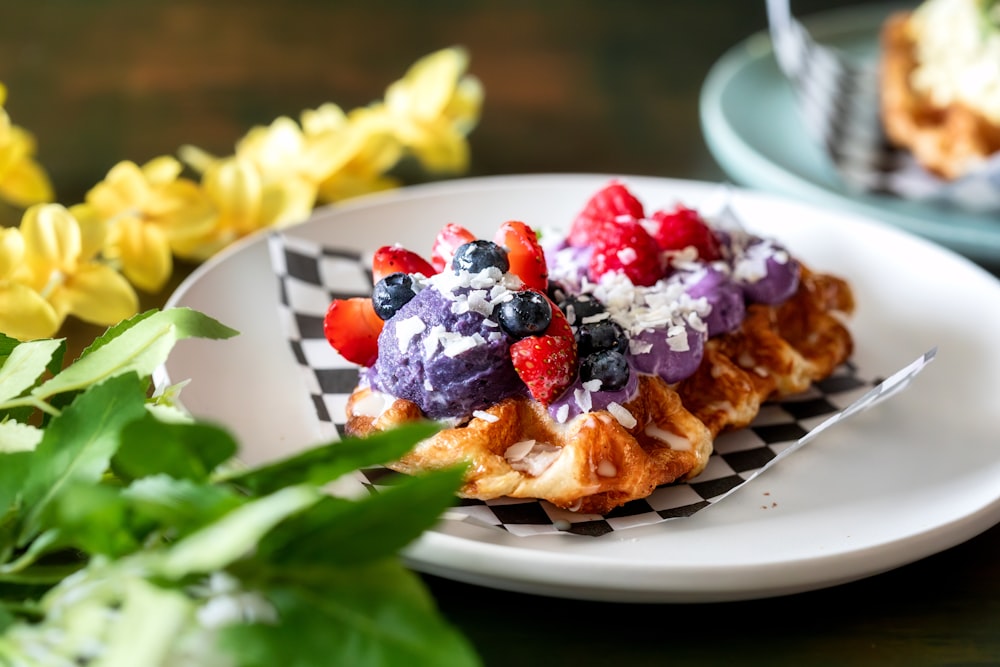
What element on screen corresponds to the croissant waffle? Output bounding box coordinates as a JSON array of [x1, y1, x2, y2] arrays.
[[879, 11, 1000, 180], [346, 265, 854, 516]]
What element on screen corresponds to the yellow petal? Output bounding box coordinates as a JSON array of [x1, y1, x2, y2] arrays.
[[236, 117, 306, 180], [0, 281, 60, 340], [386, 47, 467, 120], [141, 155, 184, 186], [301, 103, 348, 136], [86, 161, 149, 215], [258, 177, 316, 230], [20, 203, 82, 275], [0, 227, 24, 278], [0, 155, 55, 206], [404, 122, 469, 173], [203, 157, 263, 233], [110, 216, 173, 293], [53, 262, 138, 326], [177, 144, 219, 175], [0, 82, 7, 106], [68, 203, 110, 260]]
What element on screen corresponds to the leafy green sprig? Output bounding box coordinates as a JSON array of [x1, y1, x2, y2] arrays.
[[0, 309, 478, 666]]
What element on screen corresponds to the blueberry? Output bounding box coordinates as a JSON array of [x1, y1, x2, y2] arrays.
[[372, 272, 417, 320], [576, 320, 628, 356], [452, 240, 509, 274], [580, 350, 630, 391], [558, 294, 604, 325], [497, 290, 552, 339]]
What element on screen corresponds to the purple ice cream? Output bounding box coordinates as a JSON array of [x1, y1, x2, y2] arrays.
[[678, 266, 745, 336], [629, 324, 705, 383], [731, 239, 800, 304], [370, 273, 525, 420]]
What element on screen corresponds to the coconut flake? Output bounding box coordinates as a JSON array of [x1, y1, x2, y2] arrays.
[[395, 316, 426, 352], [607, 402, 637, 429]]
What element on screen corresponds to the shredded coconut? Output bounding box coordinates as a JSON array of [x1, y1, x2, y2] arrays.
[[395, 316, 426, 352], [607, 402, 637, 429]]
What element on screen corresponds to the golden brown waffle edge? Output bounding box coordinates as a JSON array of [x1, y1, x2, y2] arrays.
[[346, 266, 854, 516]]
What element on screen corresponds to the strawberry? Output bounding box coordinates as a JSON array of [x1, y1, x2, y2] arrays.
[[494, 220, 548, 291], [323, 297, 384, 367], [430, 223, 476, 272], [567, 180, 645, 247], [587, 218, 663, 286], [371, 244, 436, 283], [649, 205, 722, 261], [509, 301, 577, 405]]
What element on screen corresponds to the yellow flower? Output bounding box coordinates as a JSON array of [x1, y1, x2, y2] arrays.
[[0, 227, 59, 340], [84, 157, 216, 292], [14, 203, 138, 329], [380, 46, 483, 173], [0, 84, 55, 208], [303, 103, 406, 203], [170, 154, 315, 262]]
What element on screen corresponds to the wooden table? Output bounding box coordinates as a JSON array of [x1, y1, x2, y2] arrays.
[[4, 1, 999, 664]]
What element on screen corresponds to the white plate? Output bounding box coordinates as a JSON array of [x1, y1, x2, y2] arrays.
[[699, 2, 1000, 267], [161, 173, 1000, 603]]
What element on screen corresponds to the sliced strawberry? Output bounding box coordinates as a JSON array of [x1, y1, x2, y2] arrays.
[[648, 205, 722, 261], [323, 297, 384, 367], [430, 223, 476, 272], [372, 244, 436, 283], [567, 180, 645, 247], [587, 218, 663, 286], [494, 220, 548, 291], [509, 302, 577, 405]]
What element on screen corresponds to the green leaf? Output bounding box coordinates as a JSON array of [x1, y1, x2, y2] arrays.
[[122, 475, 244, 539], [0, 452, 31, 530], [154, 485, 321, 579], [0, 339, 63, 406], [48, 483, 139, 558], [32, 308, 238, 402], [225, 421, 442, 495], [18, 373, 147, 544], [255, 466, 464, 569], [112, 414, 238, 483], [220, 562, 481, 667], [0, 422, 41, 452]]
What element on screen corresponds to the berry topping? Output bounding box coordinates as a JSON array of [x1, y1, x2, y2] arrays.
[[494, 220, 549, 292], [576, 319, 628, 357], [587, 218, 663, 286], [568, 180, 645, 247], [323, 297, 384, 367], [649, 205, 723, 261], [431, 223, 477, 273], [451, 239, 510, 275], [372, 245, 436, 283], [557, 294, 605, 325], [580, 349, 630, 391], [509, 302, 577, 405], [372, 272, 418, 320], [497, 289, 553, 339]]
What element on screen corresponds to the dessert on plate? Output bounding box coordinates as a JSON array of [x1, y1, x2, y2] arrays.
[[880, 0, 1000, 179], [323, 181, 855, 514]]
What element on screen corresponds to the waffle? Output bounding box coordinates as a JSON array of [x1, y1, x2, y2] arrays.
[[879, 11, 1000, 180], [346, 265, 854, 515]]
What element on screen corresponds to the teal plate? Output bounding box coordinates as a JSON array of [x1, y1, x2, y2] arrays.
[[700, 2, 1000, 268]]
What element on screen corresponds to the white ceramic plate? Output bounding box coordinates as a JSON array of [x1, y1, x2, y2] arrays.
[[161, 173, 1000, 603], [699, 2, 1000, 267]]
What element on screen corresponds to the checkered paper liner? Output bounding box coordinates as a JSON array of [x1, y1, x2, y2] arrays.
[[268, 233, 935, 537], [765, 0, 1000, 212]]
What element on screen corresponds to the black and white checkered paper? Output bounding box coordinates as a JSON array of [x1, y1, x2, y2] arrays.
[[268, 233, 935, 537], [766, 0, 1000, 212]]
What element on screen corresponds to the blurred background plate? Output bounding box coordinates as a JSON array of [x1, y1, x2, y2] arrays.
[[699, 2, 1000, 270]]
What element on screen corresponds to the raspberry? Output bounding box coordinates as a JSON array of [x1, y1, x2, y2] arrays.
[[649, 205, 722, 261], [587, 218, 663, 286], [567, 180, 645, 247]]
